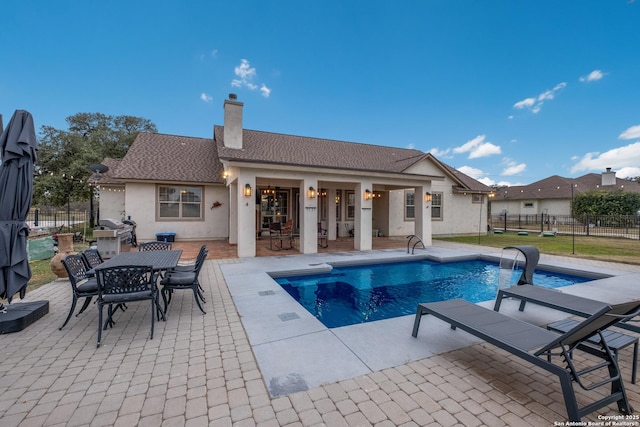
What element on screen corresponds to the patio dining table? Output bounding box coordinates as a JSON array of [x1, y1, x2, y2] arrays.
[[88, 249, 183, 328], [88, 249, 183, 275]]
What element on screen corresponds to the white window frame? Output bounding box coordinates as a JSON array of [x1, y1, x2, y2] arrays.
[[157, 185, 203, 220]]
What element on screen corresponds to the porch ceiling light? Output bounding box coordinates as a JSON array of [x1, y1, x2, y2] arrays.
[[364, 189, 372, 200], [308, 186, 317, 199], [424, 192, 432, 203], [244, 183, 252, 197]]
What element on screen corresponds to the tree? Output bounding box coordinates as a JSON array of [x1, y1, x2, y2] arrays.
[[573, 190, 640, 216], [33, 113, 156, 206]]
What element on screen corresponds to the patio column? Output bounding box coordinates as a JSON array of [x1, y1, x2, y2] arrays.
[[228, 181, 238, 245], [237, 175, 256, 257], [327, 188, 337, 241], [355, 182, 373, 251], [299, 179, 318, 254], [415, 185, 432, 246]]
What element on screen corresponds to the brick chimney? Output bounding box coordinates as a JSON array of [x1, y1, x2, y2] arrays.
[[601, 167, 616, 186], [223, 93, 243, 149]]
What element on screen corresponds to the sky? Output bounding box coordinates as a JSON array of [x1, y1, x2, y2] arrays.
[[2, 1, 640, 187]]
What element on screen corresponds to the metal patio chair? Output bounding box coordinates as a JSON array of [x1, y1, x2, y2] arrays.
[[138, 241, 172, 251], [59, 254, 99, 330], [82, 248, 104, 269], [95, 265, 162, 348], [160, 247, 208, 315]]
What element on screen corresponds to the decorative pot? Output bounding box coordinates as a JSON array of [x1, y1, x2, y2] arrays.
[[50, 233, 77, 278]]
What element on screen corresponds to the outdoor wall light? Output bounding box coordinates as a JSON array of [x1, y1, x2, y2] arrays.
[[308, 186, 317, 198], [364, 189, 372, 200], [424, 192, 432, 203], [243, 183, 252, 197], [222, 170, 228, 180]]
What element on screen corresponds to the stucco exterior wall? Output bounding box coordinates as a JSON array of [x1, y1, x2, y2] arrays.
[[490, 199, 570, 216], [386, 183, 488, 238], [98, 187, 125, 222], [118, 182, 229, 242]]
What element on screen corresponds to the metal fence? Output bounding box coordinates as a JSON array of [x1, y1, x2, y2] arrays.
[[26, 207, 92, 236], [489, 213, 640, 240]]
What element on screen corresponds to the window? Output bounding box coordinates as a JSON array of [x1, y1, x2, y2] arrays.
[[346, 191, 355, 219], [335, 190, 342, 221], [405, 191, 415, 220], [158, 186, 202, 219], [431, 192, 443, 220]]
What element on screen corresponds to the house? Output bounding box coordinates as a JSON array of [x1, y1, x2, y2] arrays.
[[99, 94, 492, 257], [490, 168, 640, 217]]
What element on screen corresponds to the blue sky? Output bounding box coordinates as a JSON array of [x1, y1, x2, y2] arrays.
[[2, 1, 640, 186]]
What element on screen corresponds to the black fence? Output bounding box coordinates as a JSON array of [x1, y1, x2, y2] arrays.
[[26, 207, 93, 236], [489, 213, 640, 240]]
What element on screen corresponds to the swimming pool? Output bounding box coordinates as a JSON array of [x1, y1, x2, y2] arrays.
[[275, 259, 592, 328]]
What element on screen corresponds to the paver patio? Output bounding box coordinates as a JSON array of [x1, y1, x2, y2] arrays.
[[1, 240, 640, 426]]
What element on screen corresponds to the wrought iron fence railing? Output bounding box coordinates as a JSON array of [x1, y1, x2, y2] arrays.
[[489, 213, 640, 239], [26, 208, 92, 236]]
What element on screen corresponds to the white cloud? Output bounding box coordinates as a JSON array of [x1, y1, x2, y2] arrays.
[[513, 82, 566, 114], [579, 69, 605, 82], [457, 165, 484, 179], [478, 177, 496, 186], [200, 92, 212, 103], [260, 84, 271, 98], [210, 49, 218, 58], [513, 98, 536, 109], [453, 135, 501, 159], [231, 59, 272, 97], [570, 141, 640, 174], [428, 147, 450, 157], [501, 161, 526, 176], [619, 125, 640, 140], [616, 166, 640, 179]]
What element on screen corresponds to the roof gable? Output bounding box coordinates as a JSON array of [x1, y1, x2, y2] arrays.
[[113, 133, 223, 184]]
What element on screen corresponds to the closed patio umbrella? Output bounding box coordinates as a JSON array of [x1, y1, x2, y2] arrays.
[[0, 110, 38, 302]]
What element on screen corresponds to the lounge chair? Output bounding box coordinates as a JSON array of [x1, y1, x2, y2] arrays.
[[494, 284, 640, 334], [412, 298, 640, 421]]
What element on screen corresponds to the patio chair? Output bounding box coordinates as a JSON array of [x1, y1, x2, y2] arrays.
[[493, 284, 640, 335], [82, 248, 104, 269], [412, 298, 640, 421], [95, 265, 161, 348], [173, 244, 207, 272], [160, 247, 208, 314], [318, 222, 328, 248], [138, 241, 172, 251], [59, 254, 99, 330], [344, 223, 354, 237]]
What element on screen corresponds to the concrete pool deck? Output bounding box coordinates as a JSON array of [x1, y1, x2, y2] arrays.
[[221, 244, 640, 397], [2, 240, 640, 426]]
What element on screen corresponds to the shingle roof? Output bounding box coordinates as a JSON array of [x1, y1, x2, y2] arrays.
[[499, 174, 640, 200], [427, 154, 492, 193], [96, 158, 123, 185], [214, 126, 429, 174], [111, 128, 489, 194], [113, 133, 223, 184]]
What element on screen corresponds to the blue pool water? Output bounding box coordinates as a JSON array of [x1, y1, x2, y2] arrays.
[[275, 259, 592, 328]]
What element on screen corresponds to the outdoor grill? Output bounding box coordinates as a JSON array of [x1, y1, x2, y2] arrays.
[[94, 218, 133, 258]]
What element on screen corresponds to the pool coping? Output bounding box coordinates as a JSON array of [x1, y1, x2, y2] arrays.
[[220, 246, 640, 397]]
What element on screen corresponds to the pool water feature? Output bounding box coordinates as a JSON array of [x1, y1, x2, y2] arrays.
[[275, 259, 591, 328]]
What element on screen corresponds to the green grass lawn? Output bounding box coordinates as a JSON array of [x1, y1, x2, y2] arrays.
[[436, 232, 640, 265]]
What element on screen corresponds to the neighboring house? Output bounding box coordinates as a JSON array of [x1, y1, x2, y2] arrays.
[[101, 94, 491, 257], [490, 168, 640, 217]]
